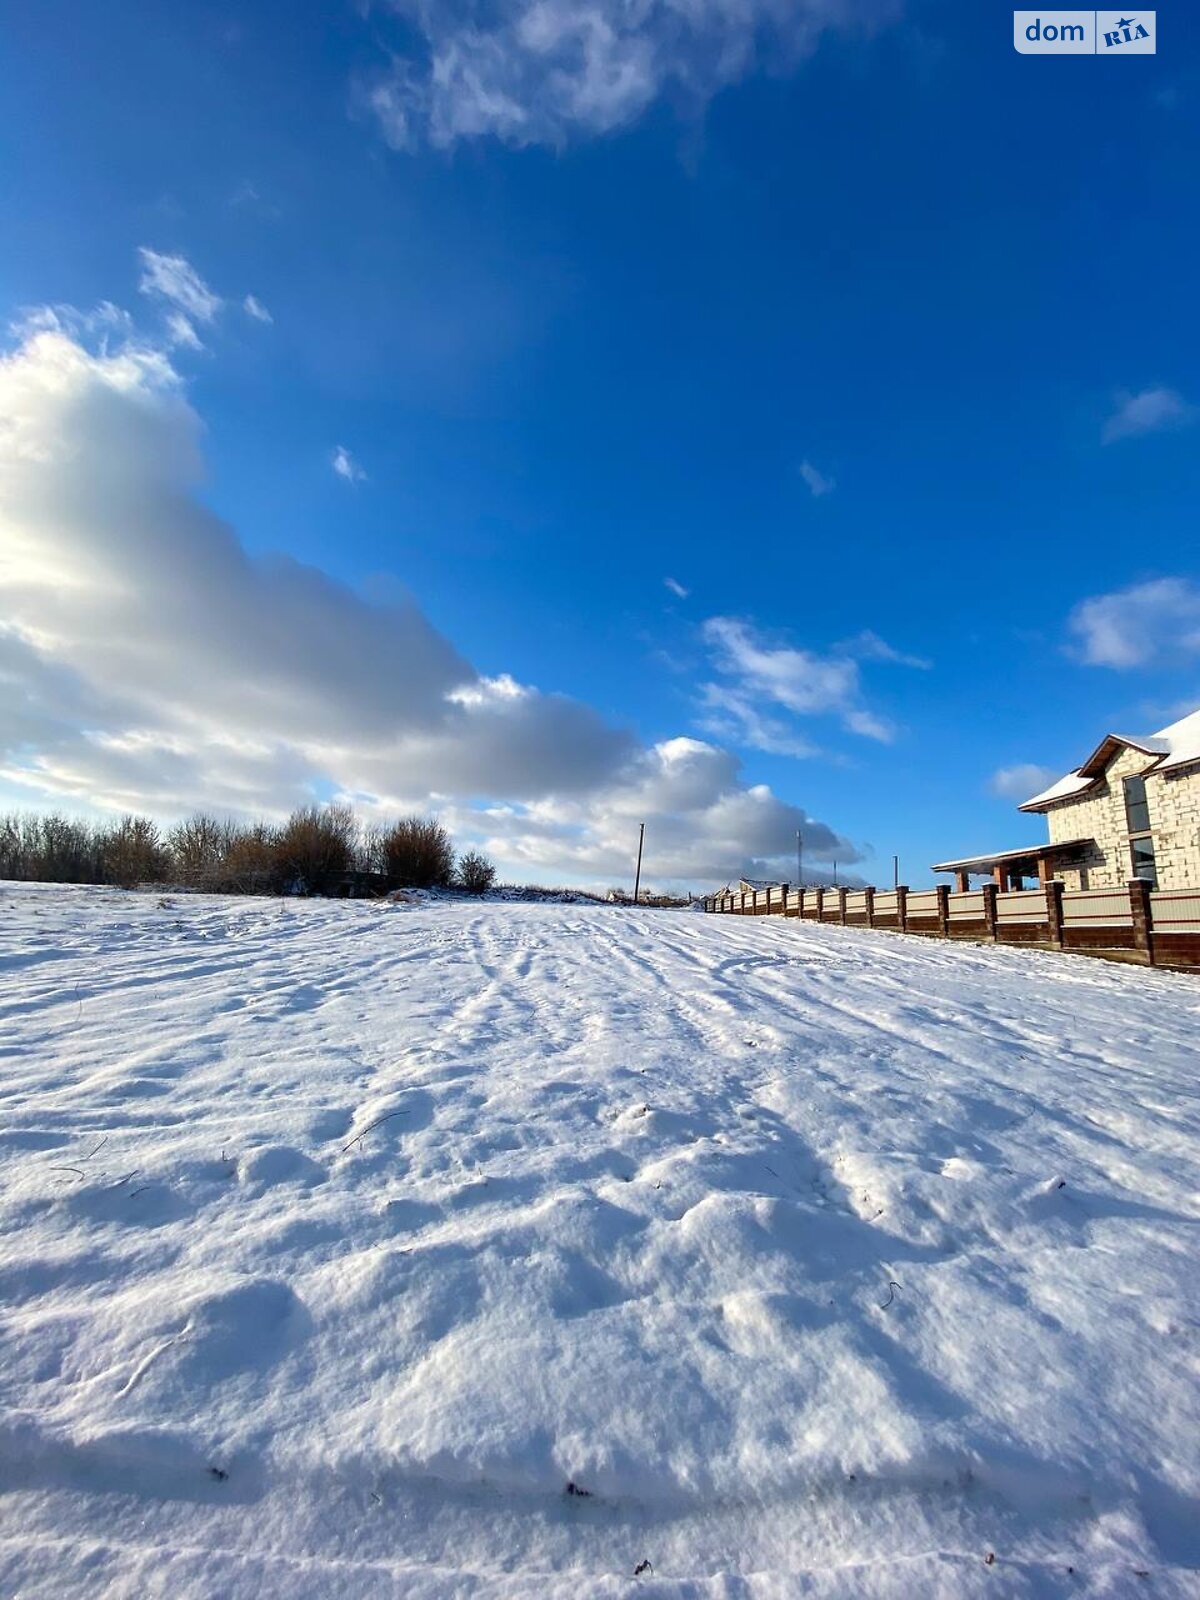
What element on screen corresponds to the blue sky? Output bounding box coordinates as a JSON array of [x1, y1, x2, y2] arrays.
[[1, 1, 1197, 889]]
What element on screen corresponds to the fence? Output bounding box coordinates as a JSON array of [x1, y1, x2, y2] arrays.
[[701, 879, 1200, 970]]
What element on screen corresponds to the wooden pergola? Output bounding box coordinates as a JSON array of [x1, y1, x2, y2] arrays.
[[931, 838, 1093, 894]]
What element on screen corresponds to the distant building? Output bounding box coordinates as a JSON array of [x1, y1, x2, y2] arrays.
[[933, 708, 1200, 892], [711, 878, 775, 900]]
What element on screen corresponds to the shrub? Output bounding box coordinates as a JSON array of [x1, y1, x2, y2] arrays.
[[218, 822, 283, 895], [273, 805, 358, 891], [101, 816, 169, 888], [380, 816, 455, 888], [168, 814, 234, 889], [457, 849, 496, 895]]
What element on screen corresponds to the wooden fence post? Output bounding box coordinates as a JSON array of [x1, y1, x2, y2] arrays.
[[780, 883, 789, 916], [1045, 879, 1065, 950], [740, 890, 746, 915], [864, 886, 875, 928], [896, 885, 908, 933], [1129, 878, 1155, 965], [936, 884, 950, 937], [815, 886, 826, 921], [981, 882, 998, 941], [838, 887, 848, 925]]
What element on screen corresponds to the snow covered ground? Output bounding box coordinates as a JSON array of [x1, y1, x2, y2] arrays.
[[1, 883, 1197, 1598]]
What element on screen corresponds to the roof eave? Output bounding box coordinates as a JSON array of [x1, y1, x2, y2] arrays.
[[1077, 731, 1162, 778], [931, 838, 1093, 873]]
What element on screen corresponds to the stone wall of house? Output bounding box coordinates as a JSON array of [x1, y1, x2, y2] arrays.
[[1043, 746, 1200, 888], [1151, 765, 1200, 886]]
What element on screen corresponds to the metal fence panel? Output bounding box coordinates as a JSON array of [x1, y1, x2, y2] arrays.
[[996, 890, 1048, 925], [906, 890, 940, 916], [1062, 890, 1134, 928], [948, 891, 985, 921], [1150, 890, 1200, 933]]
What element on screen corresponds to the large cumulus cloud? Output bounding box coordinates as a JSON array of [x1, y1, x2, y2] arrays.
[[0, 323, 859, 888]]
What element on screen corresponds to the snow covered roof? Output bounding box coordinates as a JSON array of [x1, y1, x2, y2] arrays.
[[1153, 707, 1200, 771], [931, 839, 1092, 873], [1019, 771, 1096, 809], [1020, 707, 1200, 810]]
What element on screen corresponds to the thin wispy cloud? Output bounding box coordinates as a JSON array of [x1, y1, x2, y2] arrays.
[[164, 311, 203, 351], [331, 445, 367, 484], [799, 459, 835, 497], [664, 577, 689, 599], [136, 249, 271, 349], [363, 0, 902, 151], [1102, 386, 1194, 443], [1068, 577, 1200, 668], [137, 248, 223, 325], [839, 629, 931, 670], [696, 683, 822, 759], [696, 616, 926, 753]]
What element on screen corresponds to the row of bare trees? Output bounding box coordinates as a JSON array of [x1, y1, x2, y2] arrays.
[[0, 807, 497, 896]]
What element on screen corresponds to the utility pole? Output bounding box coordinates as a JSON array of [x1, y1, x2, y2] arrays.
[[893, 855, 899, 890], [833, 859, 838, 888], [633, 822, 645, 904], [796, 830, 803, 889]]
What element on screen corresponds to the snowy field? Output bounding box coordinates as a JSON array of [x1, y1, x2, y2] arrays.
[[0, 884, 1197, 1599]]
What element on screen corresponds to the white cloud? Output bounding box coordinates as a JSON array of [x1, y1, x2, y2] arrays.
[[9, 301, 134, 345], [664, 576, 689, 599], [703, 618, 860, 717], [164, 311, 203, 351], [799, 459, 835, 497], [137, 249, 271, 348], [1067, 578, 1200, 669], [364, 0, 901, 150], [331, 445, 367, 484], [1102, 386, 1194, 443], [0, 318, 857, 890], [990, 763, 1057, 800], [838, 629, 930, 670], [696, 683, 822, 759], [137, 248, 223, 326], [438, 736, 860, 885], [697, 616, 927, 752]]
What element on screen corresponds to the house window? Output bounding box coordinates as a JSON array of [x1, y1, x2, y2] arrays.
[[1123, 774, 1151, 834], [1130, 836, 1158, 887]]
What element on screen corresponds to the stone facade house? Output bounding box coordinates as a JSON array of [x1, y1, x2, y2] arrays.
[[933, 708, 1200, 891]]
